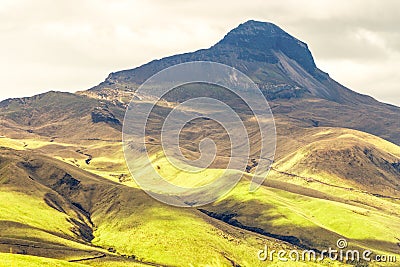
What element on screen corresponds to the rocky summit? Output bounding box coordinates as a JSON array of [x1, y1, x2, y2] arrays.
[[215, 20, 317, 73], [85, 20, 371, 104]]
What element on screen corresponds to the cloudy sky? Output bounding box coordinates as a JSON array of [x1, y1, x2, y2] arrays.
[[0, 0, 399, 105]]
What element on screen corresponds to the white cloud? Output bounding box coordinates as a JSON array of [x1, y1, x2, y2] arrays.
[[0, 0, 399, 106]]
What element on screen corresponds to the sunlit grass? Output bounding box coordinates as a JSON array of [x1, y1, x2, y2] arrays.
[[0, 190, 71, 235], [0, 253, 88, 267], [92, 202, 301, 266], [215, 179, 400, 260], [1, 128, 399, 266], [0, 137, 75, 150], [0, 137, 26, 150]]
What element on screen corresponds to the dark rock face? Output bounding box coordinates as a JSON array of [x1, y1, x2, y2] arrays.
[[54, 173, 80, 191], [215, 20, 317, 73], [392, 162, 400, 172], [198, 209, 318, 251], [91, 107, 121, 125]]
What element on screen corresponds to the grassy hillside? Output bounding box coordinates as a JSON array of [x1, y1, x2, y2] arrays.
[[1, 147, 335, 266], [0, 253, 88, 267], [0, 91, 399, 266], [0, 91, 123, 141], [0, 124, 399, 266], [274, 127, 400, 197]]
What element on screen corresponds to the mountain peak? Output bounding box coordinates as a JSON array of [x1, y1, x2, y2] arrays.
[[217, 20, 291, 47], [226, 20, 288, 38], [215, 20, 317, 74], [88, 20, 371, 104]]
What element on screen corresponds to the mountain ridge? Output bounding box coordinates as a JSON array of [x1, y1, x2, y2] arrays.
[[1, 20, 399, 145], [84, 20, 383, 106], [74, 19, 400, 145]]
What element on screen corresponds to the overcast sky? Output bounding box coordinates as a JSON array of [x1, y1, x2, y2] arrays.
[[0, 0, 399, 106]]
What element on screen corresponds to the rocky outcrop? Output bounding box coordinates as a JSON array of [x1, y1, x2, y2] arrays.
[[91, 107, 121, 125]]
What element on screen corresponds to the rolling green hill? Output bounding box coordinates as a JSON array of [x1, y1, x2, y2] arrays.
[[0, 147, 340, 266]]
